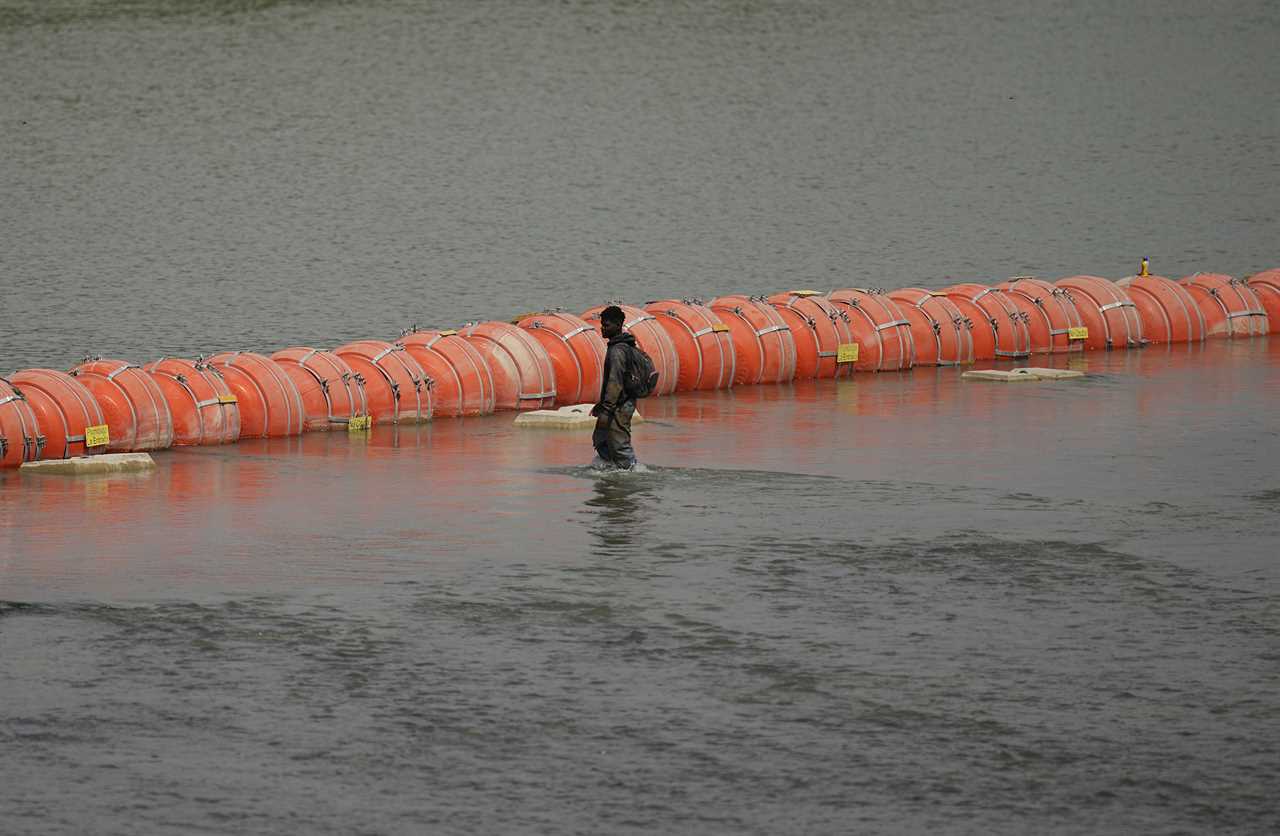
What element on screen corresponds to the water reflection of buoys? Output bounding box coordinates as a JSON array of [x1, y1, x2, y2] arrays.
[[765, 291, 856, 379], [9, 369, 103, 459], [0, 377, 45, 467], [516, 312, 606, 405], [940, 284, 1031, 360], [1114, 275, 1206, 344], [1245, 269, 1280, 333], [458, 322, 557, 411], [887, 288, 974, 366], [70, 359, 174, 451], [142, 359, 240, 446], [1177, 273, 1270, 338], [397, 330, 496, 417], [996, 277, 1085, 354], [708, 295, 798, 385], [208, 351, 305, 438], [1055, 276, 1144, 350], [333, 341, 431, 424], [827, 288, 915, 371], [643, 299, 735, 391], [271, 347, 368, 430], [581, 304, 681, 396]]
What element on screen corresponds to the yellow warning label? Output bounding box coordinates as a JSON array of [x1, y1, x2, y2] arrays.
[[929, 291, 949, 297], [790, 290, 822, 297], [712, 324, 731, 333], [84, 424, 110, 448], [348, 416, 371, 433], [836, 343, 860, 363], [1068, 326, 1089, 340], [438, 329, 457, 336], [217, 393, 238, 405]]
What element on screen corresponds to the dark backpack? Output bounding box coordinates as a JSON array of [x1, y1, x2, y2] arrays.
[[623, 343, 659, 399]]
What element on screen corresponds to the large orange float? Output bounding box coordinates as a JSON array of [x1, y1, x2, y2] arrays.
[[708, 295, 798, 385], [0, 377, 46, 467], [516, 312, 606, 405], [70, 359, 174, 451], [765, 291, 856, 379], [143, 359, 240, 446], [1114, 275, 1206, 344], [940, 284, 1031, 360], [9, 369, 105, 459], [271, 348, 368, 430], [397, 330, 496, 417], [826, 288, 914, 371], [996, 277, 1085, 354], [1055, 276, 1143, 351], [643, 299, 735, 391], [458, 322, 557, 411], [333, 341, 431, 424], [208, 351, 305, 438], [1178, 273, 1269, 338], [1245, 269, 1280, 332], [581, 304, 681, 397], [886, 288, 974, 366]]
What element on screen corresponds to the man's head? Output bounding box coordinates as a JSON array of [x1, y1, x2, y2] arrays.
[[600, 305, 625, 339]]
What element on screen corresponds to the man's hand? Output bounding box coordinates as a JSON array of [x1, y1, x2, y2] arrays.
[[590, 403, 601, 417]]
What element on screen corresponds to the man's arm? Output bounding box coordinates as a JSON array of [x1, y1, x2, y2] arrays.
[[591, 344, 627, 417]]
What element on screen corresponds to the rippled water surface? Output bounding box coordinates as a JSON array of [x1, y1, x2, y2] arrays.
[[3, 0, 1280, 833]]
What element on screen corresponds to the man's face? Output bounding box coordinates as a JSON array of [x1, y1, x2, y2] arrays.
[[601, 319, 623, 339]]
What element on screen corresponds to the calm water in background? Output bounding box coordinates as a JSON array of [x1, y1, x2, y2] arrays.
[[2, 1, 1280, 833]]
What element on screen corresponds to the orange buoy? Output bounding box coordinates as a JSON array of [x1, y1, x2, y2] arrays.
[[397, 330, 496, 417], [997, 277, 1086, 354], [332, 341, 431, 424], [0, 377, 45, 467], [581, 304, 681, 396], [9, 369, 104, 459], [142, 359, 240, 446], [515, 311, 607, 405], [765, 291, 857, 379], [707, 295, 798, 384], [271, 348, 369, 430], [826, 288, 915, 371], [1114, 275, 1206, 344], [1245, 269, 1280, 332], [207, 351, 305, 438], [940, 284, 1031, 360], [70, 359, 174, 451], [1178, 273, 1269, 338], [643, 300, 735, 391], [886, 288, 975, 366], [1056, 276, 1144, 350], [458, 321, 557, 411]]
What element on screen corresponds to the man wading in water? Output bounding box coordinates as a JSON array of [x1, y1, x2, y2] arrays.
[[590, 305, 642, 469]]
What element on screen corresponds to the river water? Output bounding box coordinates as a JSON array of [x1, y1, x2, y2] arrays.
[[2, 1, 1279, 833]]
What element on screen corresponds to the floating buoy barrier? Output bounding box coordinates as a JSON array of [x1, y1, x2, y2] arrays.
[[643, 299, 735, 391], [827, 288, 914, 371], [708, 295, 798, 385], [941, 284, 1031, 360], [22, 452, 155, 475], [70, 359, 174, 452], [332, 341, 431, 424], [765, 291, 856, 379], [1114, 275, 1206, 344], [582, 304, 681, 396], [997, 277, 1086, 354], [1245, 269, 1280, 332], [9, 369, 105, 460], [0, 377, 44, 468], [458, 321, 557, 411], [514, 403, 646, 429], [1178, 273, 1269, 338], [1055, 276, 1143, 350], [515, 311, 606, 406], [886, 288, 974, 367], [397, 330, 496, 417], [270, 348, 368, 431], [207, 351, 305, 438], [142, 358, 240, 446]]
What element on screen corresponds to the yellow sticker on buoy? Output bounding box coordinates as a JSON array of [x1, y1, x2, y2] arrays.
[[836, 343, 860, 363], [216, 393, 238, 405], [438, 329, 457, 336], [1068, 326, 1089, 340], [84, 424, 110, 448], [348, 416, 371, 433], [712, 324, 731, 333], [790, 290, 822, 297]]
